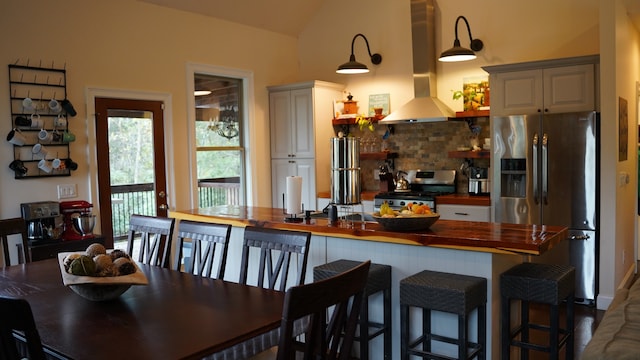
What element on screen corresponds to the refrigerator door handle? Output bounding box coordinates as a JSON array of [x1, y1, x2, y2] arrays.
[[542, 133, 548, 205], [571, 234, 591, 240], [533, 133, 539, 204]]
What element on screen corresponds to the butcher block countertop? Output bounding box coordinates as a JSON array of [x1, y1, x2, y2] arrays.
[[170, 206, 567, 256]]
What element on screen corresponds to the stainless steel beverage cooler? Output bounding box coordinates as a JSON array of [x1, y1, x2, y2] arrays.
[[331, 137, 361, 205]]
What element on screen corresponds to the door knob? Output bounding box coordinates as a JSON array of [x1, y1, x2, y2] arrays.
[[159, 204, 168, 210], [158, 191, 166, 198]]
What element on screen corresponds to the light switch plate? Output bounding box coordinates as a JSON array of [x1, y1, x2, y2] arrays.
[[57, 184, 77, 199]]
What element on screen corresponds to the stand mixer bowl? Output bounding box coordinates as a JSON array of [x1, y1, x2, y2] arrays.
[[72, 214, 96, 236]]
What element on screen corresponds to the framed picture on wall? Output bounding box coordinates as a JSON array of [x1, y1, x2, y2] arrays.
[[619, 96, 628, 162], [368, 93, 390, 117]]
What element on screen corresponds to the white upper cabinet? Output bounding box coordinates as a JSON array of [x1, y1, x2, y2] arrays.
[[268, 81, 344, 209], [269, 88, 314, 159], [485, 55, 598, 116], [542, 64, 595, 113]]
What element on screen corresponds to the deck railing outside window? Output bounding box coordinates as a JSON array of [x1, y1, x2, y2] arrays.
[[110, 177, 240, 240]]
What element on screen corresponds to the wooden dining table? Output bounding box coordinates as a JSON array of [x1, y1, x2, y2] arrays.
[[0, 258, 285, 360]]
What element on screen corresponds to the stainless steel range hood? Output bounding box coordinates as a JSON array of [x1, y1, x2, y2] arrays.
[[379, 0, 454, 124]]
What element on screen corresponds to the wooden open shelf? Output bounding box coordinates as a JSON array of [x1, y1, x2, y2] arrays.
[[448, 150, 490, 159], [454, 110, 490, 118], [360, 151, 398, 160], [332, 116, 383, 126]]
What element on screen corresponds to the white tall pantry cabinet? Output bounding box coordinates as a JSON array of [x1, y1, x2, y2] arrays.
[[268, 81, 344, 211]]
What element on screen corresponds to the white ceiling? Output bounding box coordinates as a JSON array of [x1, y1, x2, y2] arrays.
[[139, 0, 640, 39]]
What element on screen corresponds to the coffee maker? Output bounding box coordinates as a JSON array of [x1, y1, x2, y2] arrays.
[[20, 201, 63, 244], [468, 167, 490, 196], [60, 200, 95, 240]]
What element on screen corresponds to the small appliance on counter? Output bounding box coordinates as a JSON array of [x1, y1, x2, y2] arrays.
[[60, 200, 96, 240], [21, 201, 63, 244], [468, 167, 490, 196]]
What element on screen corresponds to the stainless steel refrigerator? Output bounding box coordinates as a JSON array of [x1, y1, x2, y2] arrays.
[[492, 111, 599, 305]]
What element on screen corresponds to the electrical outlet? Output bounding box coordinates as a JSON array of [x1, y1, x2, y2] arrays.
[[57, 184, 77, 199]]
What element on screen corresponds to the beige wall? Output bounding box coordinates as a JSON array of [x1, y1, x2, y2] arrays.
[[0, 0, 299, 221], [598, 0, 640, 307]]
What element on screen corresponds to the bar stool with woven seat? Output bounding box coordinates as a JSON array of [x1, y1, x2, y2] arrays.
[[500, 262, 575, 360], [400, 270, 487, 360], [314, 259, 392, 360]]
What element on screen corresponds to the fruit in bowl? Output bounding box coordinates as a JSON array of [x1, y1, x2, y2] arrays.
[[58, 243, 148, 301], [372, 201, 440, 231]]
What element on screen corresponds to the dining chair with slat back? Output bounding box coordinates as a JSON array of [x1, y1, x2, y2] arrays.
[[0, 218, 30, 266], [0, 296, 46, 360], [173, 220, 231, 279], [208, 226, 311, 360], [126, 215, 175, 268], [239, 226, 311, 291], [276, 260, 371, 360]]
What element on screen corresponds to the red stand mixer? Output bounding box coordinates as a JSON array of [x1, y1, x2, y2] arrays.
[[60, 200, 96, 240]]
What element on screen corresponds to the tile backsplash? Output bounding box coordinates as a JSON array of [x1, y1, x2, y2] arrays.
[[339, 117, 490, 193]]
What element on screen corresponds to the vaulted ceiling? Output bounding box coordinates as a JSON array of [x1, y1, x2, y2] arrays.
[[138, 0, 324, 36], [138, 0, 640, 37]]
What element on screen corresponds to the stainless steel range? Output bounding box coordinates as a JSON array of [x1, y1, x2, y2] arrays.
[[374, 170, 456, 212]]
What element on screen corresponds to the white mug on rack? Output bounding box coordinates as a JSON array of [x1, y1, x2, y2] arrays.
[[49, 99, 62, 114], [30, 113, 43, 128], [6, 129, 27, 146], [38, 159, 52, 173], [38, 129, 53, 142], [54, 114, 67, 128], [52, 158, 62, 170], [32, 143, 48, 157], [22, 97, 35, 112]]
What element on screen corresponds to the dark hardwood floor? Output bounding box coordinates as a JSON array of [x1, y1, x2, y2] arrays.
[[526, 302, 605, 359]]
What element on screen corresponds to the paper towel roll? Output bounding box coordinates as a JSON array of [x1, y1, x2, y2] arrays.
[[285, 176, 303, 215]]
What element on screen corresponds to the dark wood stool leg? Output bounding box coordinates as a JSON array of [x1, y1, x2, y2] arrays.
[[359, 295, 370, 360], [501, 295, 511, 360], [423, 308, 431, 353], [550, 304, 559, 360], [459, 313, 468, 360], [566, 294, 575, 360], [521, 300, 529, 360], [478, 304, 487, 360], [401, 303, 409, 360], [383, 287, 392, 360]]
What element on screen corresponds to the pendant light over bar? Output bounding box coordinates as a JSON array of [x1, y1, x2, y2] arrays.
[[439, 16, 484, 62], [336, 33, 382, 74]]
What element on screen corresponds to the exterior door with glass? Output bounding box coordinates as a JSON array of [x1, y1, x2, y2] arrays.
[[94, 98, 168, 248]]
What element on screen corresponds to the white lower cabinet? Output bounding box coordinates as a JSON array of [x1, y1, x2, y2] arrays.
[[437, 204, 491, 222], [271, 159, 316, 212]]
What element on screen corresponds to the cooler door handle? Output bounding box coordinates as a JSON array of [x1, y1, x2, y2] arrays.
[[532, 133, 539, 204], [542, 133, 548, 205]]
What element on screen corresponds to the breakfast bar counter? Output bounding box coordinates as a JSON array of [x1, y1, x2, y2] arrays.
[[170, 206, 567, 256], [170, 206, 569, 359]]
